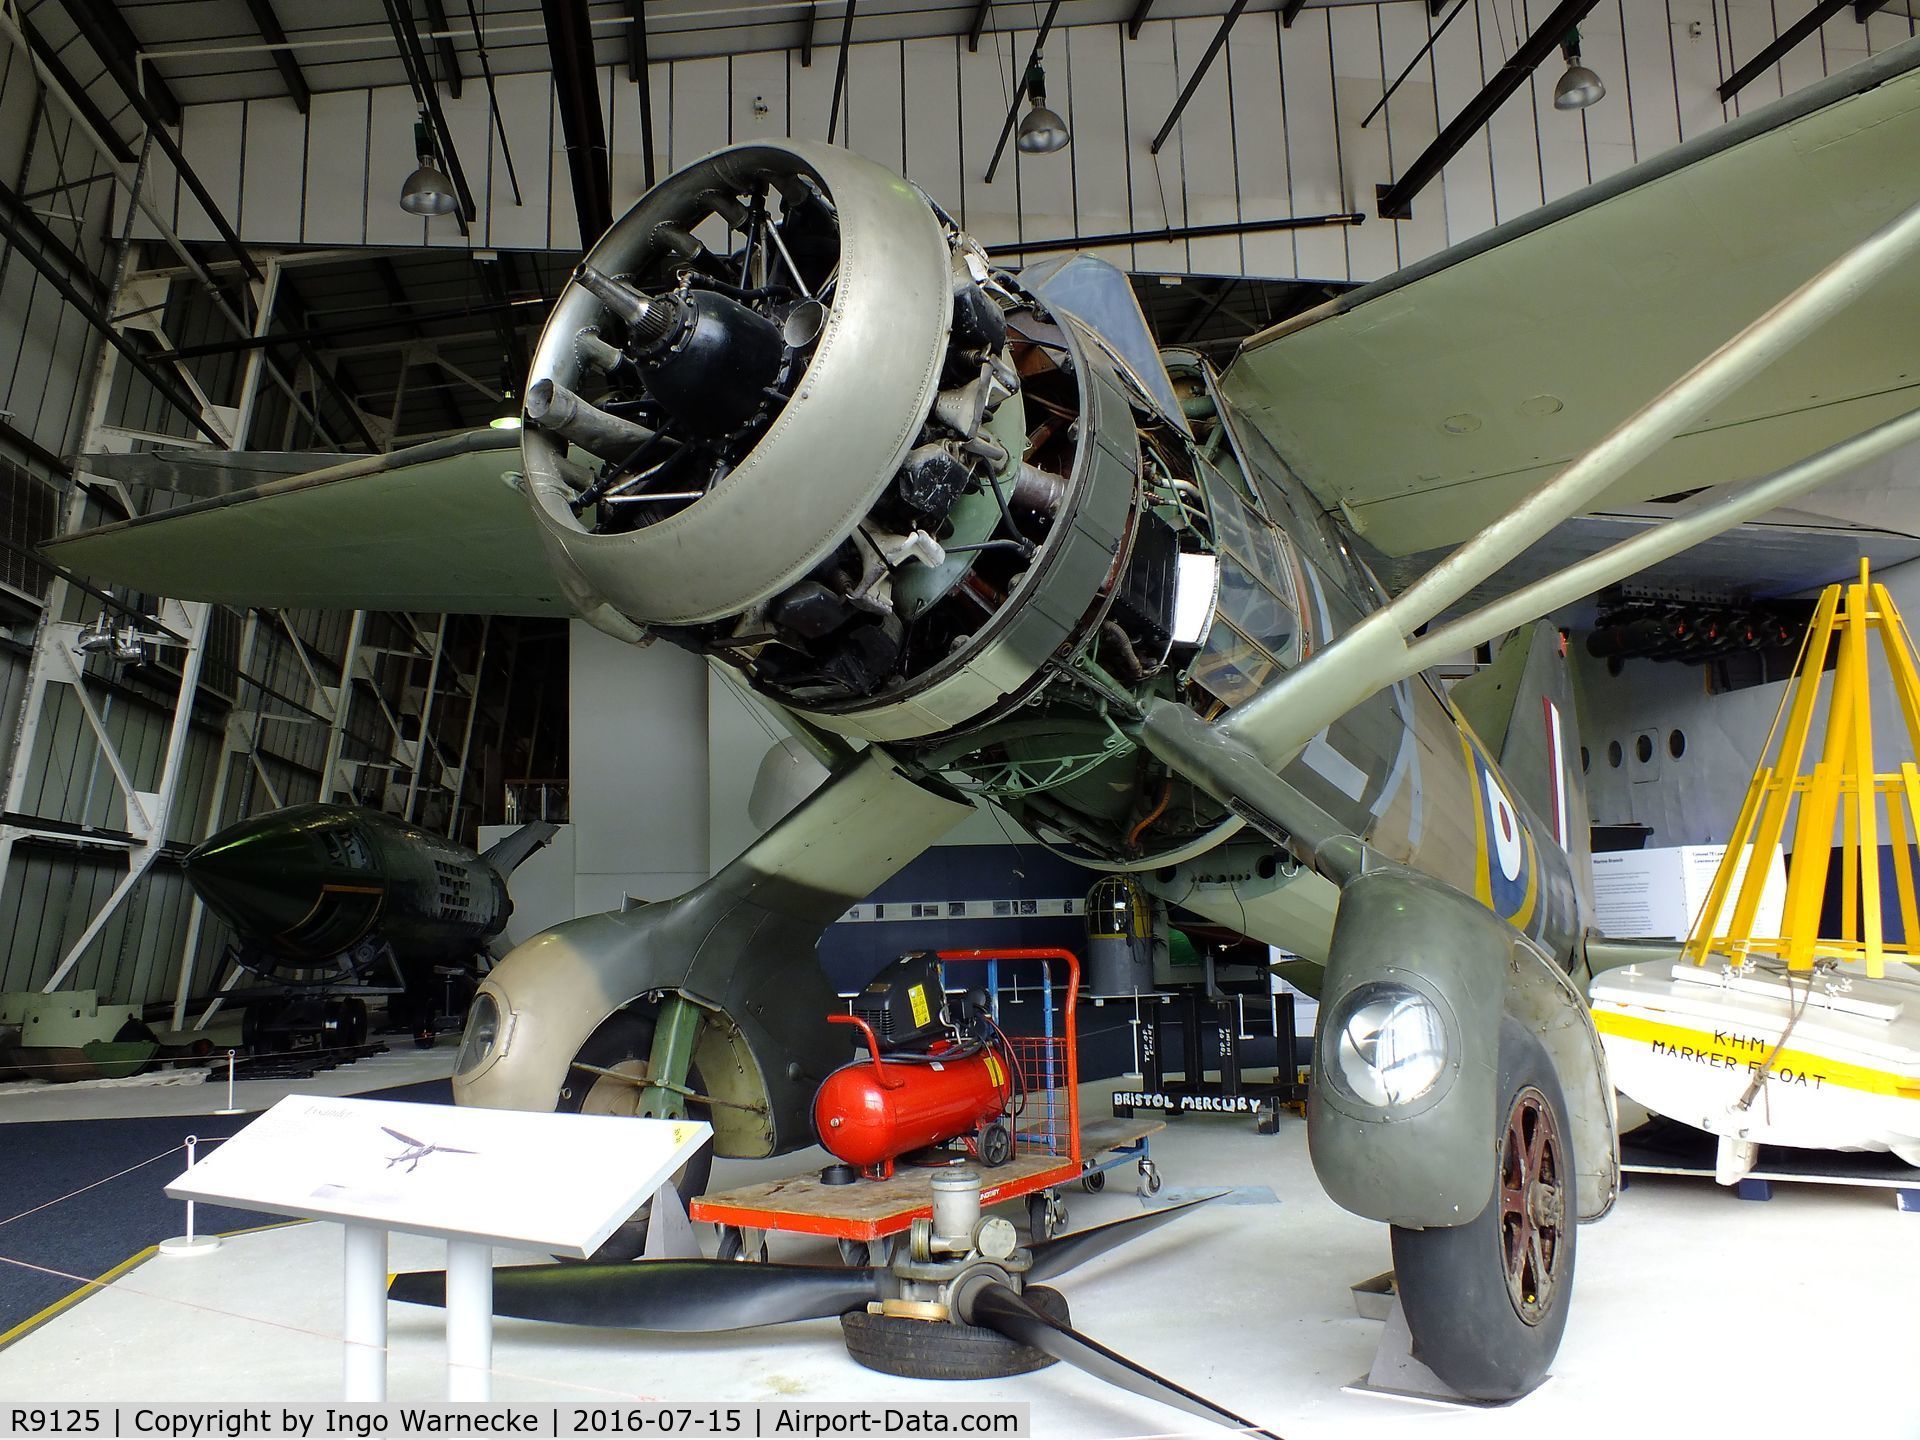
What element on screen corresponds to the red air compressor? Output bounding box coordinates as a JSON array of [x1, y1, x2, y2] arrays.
[[813, 953, 1023, 1180]]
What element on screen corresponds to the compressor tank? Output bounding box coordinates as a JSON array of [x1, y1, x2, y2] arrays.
[[813, 1043, 1009, 1175]]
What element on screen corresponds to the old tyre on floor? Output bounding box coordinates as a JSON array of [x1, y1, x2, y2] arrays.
[[841, 1286, 1071, 1380], [557, 1006, 714, 1263], [1389, 1017, 1576, 1400]]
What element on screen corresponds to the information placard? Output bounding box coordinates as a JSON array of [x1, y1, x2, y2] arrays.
[[165, 1095, 710, 1258]]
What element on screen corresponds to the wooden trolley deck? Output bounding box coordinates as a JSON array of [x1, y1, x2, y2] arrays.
[[690, 1113, 1166, 1242]]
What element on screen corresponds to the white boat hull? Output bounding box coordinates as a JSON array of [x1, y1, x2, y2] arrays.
[[1590, 961, 1920, 1181]]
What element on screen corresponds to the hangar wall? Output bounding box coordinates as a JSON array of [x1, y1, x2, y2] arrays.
[[131, 1, 1919, 284], [1579, 553, 1920, 852], [0, 21, 500, 1008]]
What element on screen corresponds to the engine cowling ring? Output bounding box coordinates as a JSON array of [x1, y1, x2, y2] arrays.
[[521, 141, 955, 628]]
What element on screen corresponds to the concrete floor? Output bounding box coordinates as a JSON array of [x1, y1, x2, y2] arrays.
[[2, 1086, 1916, 1438], [0, 1045, 460, 1124]]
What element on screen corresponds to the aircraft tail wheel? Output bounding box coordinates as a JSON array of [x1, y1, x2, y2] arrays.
[[1389, 1017, 1576, 1400], [1138, 1159, 1162, 1198]]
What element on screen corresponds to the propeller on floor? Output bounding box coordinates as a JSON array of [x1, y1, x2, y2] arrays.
[[389, 1192, 1279, 1439]]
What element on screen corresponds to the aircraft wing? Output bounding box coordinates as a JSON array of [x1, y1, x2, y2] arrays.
[[45, 430, 572, 616], [1220, 38, 1920, 559]]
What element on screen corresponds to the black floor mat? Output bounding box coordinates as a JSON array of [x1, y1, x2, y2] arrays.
[[0, 1076, 453, 1337]]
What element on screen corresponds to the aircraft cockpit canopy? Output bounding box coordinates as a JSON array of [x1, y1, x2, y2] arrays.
[[1018, 254, 1189, 431]]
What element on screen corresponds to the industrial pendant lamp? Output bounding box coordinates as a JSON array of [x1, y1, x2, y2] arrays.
[[400, 116, 459, 216], [1553, 30, 1606, 111], [1015, 58, 1071, 155]]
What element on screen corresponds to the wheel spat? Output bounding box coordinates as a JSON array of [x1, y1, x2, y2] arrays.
[[963, 1281, 1282, 1440], [388, 1260, 880, 1333], [1025, 1191, 1227, 1283]]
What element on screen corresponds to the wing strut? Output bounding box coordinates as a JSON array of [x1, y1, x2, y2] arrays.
[[1207, 196, 1920, 776]]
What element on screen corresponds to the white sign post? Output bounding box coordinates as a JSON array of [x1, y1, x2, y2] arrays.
[[167, 1095, 711, 1402]]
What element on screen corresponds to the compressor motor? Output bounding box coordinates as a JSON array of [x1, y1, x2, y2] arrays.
[[813, 953, 1024, 1180]]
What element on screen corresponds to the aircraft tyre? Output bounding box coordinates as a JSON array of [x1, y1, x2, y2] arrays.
[[841, 1285, 1069, 1380], [1389, 1017, 1575, 1400], [556, 1004, 715, 1262]]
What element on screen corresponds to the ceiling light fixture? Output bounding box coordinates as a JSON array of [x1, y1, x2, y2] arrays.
[[1015, 58, 1071, 155], [400, 116, 459, 216], [1553, 30, 1606, 111]]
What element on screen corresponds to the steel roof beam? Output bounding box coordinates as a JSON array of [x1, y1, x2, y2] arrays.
[[382, 0, 478, 230], [57, 0, 182, 127], [543, 0, 614, 246], [1280, 0, 1306, 27], [149, 296, 535, 361], [983, 0, 1060, 183], [968, 0, 992, 50], [15, 12, 133, 164], [240, 0, 310, 113], [1375, 0, 1598, 219], [1720, 0, 1850, 101], [421, 0, 466, 98], [828, 0, 857, 143], [1150, 0, 1246, 154], [628, 0, 658, 189], [1127, 0, 1157, 38]]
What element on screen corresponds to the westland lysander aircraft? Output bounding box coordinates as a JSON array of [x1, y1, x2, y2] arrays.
[[51, 39, 1920, 1418]]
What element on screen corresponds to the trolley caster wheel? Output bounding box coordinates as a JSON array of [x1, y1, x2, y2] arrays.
[[977, 1120, 1014, 1168], [1080, 1167, 1106, 1193], [1138, 1161, 1162, 1198], [716, 1226, 768, 1263], [838, 1237, 890, 1267], [1027, 1192, 1067, 1240]]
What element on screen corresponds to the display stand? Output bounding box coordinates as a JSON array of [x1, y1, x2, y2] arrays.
[[1343, 1276, 1530, 1409], [167, 1094, 710, 1401]]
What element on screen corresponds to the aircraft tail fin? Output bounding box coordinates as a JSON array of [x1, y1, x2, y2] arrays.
[[1451, 622, 1593, 915], [480, 820, 560, 877]]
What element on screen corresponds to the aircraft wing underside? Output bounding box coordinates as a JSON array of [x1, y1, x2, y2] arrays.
[[45, 429, 571, 617], [1221, 37, 1920, 560]]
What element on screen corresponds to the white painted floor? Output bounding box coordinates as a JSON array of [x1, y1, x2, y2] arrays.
[[0, 1045, 459, 1124], [3, 1084, 1917, 1439]]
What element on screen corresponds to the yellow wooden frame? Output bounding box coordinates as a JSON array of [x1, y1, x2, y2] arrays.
[[1682, 562, 1920, 978]]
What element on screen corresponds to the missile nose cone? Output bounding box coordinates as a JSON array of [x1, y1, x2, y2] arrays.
[[183, 810, 332, 938]]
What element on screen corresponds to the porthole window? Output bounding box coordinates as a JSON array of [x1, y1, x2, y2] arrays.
[[1607, 741, 1623, 769], [1669, 729, 1686, 760], [1635, 734, 1654, 764]]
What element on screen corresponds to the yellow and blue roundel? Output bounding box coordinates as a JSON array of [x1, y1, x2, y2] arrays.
[[1457, 726, 1540, 932]]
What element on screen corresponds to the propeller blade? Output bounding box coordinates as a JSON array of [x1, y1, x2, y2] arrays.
[[966, 1282, 1282, 1440], [389, 1260, 880, 1333], [1026, 1190, 1229, 1283]]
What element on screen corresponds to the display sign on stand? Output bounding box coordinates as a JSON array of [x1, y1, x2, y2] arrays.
[[166, 1095, 709, 1402]]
